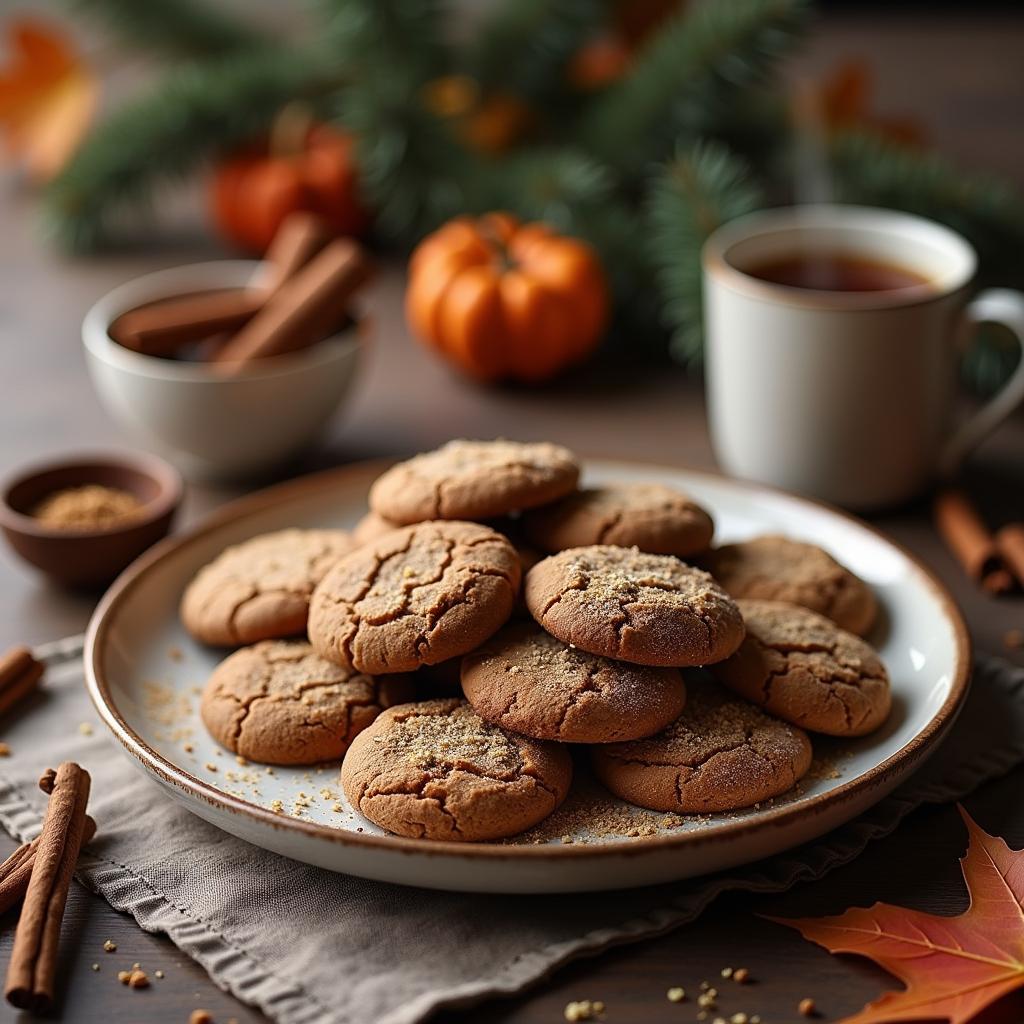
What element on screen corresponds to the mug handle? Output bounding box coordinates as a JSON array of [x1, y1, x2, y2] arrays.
[[939, 288, 1024, 477]]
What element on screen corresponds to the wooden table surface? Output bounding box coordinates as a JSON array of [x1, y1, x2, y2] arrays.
[[1, 11, 1024, 1024]]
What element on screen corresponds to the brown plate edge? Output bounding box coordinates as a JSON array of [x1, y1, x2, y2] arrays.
[[84, 457, 973, 863]]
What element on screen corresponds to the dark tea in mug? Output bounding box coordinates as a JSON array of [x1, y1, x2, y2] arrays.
[[745, 252, 932, 293]]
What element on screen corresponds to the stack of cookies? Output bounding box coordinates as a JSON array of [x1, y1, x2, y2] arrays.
[[181, 439, 891, 843]]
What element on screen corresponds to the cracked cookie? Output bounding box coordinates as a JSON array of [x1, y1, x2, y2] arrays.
[[308, 520, 521, 673], [461, 622, 686, 743], [591, 678, 812, 813], [181, 529, 355, 646], [524, 545, 744, 667], [368, 439, 579, 525], [702, 535, 877, 637], [341, 698, 572, 841], [711, 599, 891, 736], [201, 641, 412, 765], [523, 484, 714, 558]]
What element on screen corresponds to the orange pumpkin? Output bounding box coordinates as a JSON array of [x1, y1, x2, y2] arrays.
[[210, 120, 370, 253], [406, 213, 609, 383]]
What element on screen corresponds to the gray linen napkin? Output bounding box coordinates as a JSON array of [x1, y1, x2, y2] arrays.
[[0, 641, 1022, 1024]]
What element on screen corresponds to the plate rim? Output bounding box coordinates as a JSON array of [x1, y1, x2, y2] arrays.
[[84, 458, 972, 862]]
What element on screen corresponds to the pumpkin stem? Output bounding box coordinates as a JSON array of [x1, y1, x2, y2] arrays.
[[269, 102, 315, 159]]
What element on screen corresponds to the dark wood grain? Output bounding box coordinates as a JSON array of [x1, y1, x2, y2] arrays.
[[1, 11, 1023, 1024]]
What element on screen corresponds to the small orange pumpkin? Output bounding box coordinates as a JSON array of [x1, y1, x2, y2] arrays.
[[405, 212, 609, 383], [210, 118, 370, 253]]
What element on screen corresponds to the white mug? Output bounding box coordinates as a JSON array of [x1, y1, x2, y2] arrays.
[[702, 205, 1024, 509]]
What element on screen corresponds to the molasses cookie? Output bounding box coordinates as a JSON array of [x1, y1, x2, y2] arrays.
[[368, 439, 579, 525], [592, 679, 812, 813], [703, 535, 877, 636], [181, 529, 354, 646], [711, 599, 891, 736], [525, 545, 744, 667], [201, 641, 411, 765], [341, 698, 572, 841], [524, 484, 714, 557], [308, 520, 520, 673], [461, 623, 686, 743]]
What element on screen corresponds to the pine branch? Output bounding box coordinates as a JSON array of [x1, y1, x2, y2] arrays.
[[646, 141, 764, 367], [314, 0, 450, 81], [578, 0, 810, 176], [464, 0, 606, 102], [44, 50, 333, 252], [59, 0, 267, 59]]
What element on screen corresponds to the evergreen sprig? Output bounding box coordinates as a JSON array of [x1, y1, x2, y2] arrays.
[[45, 50, 333, 252], [60, 0, 267, 59], [464, 0, 605, 103], [646, 141, 763, 366], [578, 0, 811, 176]]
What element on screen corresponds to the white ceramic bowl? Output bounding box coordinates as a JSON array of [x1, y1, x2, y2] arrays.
[[82, 261, 363, 480]]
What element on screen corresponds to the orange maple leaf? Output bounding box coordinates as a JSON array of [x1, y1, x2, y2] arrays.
[[0, 17, 98, 181], [769, 807, 1024, 1024]]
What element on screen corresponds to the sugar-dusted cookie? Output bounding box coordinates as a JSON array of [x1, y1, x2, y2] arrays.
[[711, 599, 891, 736], [461, 623, 686, 743], [702, 535, 877, 637], [341, 698, 572, 841], [524, 484, 714, 557], [592, 679, 812, 813], [351, 510, 400, 546], [201, 641, 412, 765], [308, 521, 520, 674], [368, 439, 579, 525], [181, 529, 355, 646], [524, 545, 744, 667]]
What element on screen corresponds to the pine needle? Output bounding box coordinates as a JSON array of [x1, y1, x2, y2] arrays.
[[646, 141, 763, 366]]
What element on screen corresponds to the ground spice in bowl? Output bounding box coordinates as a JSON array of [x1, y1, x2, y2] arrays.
[[32, 485, 145, 532]]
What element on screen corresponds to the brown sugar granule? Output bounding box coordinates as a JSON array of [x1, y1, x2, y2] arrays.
[[33, 485, 144, 531], [799, 997, 817, 1017]]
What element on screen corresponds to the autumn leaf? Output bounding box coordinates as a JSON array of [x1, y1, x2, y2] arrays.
[[769, 807, 1024, 1024], [0, 17, 98, 181]]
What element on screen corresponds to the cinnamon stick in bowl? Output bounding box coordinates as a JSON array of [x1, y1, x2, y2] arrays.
[[213, 238, 372, 370]]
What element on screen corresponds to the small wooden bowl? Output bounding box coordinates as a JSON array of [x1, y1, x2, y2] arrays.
[[0, 453, 183, 588]]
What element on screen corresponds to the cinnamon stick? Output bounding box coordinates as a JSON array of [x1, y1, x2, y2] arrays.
[[0, 647, 43, 719], [109, 288, 265, 357], [5, 762, 91, 1012], [995, 523, 1024, 589], [261, 211, 329, 294], [0, 817, 96, 917], [213, 238, 372, 369], [933, 489, 1013, 594]]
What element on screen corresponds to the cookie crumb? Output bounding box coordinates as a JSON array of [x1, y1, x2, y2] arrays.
[[563, 1000, 603, 1021], [103, 939, 117, 952], [79, 722, 94, 736], [799, 997, 817, 1017], [270, 800, 284, 814], [733, 967, 749, 984], [155, 969, 165, 979], [731, 1015, 749, 1024], [235, 755, 247, 766], [128, 969, 149, 989], [332, 803, 343, 813], [720, 967, 733, 979], [168, 645, 183, 662], [667, 986, 686, 1002], [204, 762, 218, 772], [0, 743, 10, 757], [1005, 628, 1024, 651], [190, 1011, 214, 1024], [117, 971, 131, 984], [91, 963, 100, 972], [183, 742, 194, 753]]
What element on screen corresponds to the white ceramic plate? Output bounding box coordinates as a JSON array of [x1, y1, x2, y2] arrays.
[[85, 460, 970, 893]]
